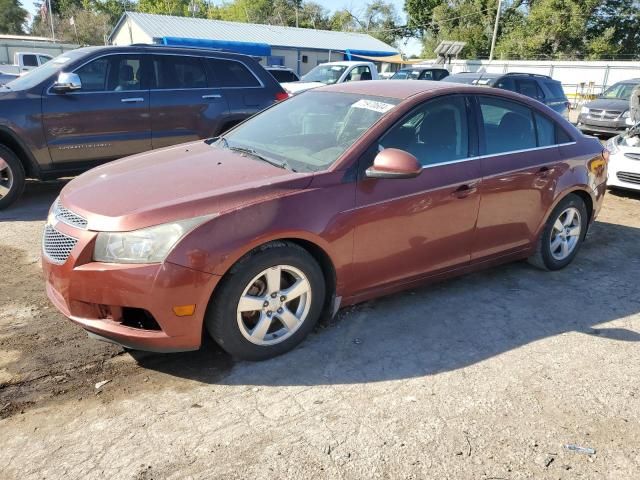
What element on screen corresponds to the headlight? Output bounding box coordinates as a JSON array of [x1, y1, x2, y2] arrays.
[[580, 106, 590, 115], [606, 137, 619, 155], [93, 215, 215, 264]]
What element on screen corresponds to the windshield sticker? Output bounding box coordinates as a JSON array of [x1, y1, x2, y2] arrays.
[[53, 57, 71, 64], [352, 99, 395, 113]]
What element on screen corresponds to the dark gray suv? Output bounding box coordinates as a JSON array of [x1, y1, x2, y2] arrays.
[[0, 45, 287, 209], [446, 72, 570, 117]]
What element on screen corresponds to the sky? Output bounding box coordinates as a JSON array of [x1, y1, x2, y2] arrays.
[[22, 0, 423, 56]]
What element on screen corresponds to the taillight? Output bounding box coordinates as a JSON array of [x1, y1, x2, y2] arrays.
[[275, 91, 289, 101]]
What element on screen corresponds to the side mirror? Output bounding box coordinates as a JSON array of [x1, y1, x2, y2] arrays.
[[365, 148, 422, 179], [52, 72, 82, 92]]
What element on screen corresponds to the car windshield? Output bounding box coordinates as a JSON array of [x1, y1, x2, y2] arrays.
[[392, 69, 421, 80], [599, 82, 637, 100], [4, 50, 84, 90], [219, 91, 399, 172], [301, 65, 348, 85]]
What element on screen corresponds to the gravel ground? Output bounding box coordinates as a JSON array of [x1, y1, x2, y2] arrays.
[[1, 180, 639, 479]]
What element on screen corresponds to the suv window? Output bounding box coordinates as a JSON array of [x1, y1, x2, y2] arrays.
[[22, 54, 38, 67], [381, 96, 469, 166], [419, 70, 435, 80], [545, 81, 566, 99], [207, 58, 260, 88], [75, 55, 144, 92], [494, 77, 516, 92], [478, 96, 536, 154], [75, 57, 109, 91], [153, 55, 207, 89], [517, 79, 544, 100]]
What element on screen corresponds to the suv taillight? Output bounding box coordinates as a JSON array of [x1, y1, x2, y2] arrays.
[[275, 91, 289, 101]]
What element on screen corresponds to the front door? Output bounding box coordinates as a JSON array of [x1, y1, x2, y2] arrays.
[[150, 54, 229, 149], [351, 95, 482, 294], [472, 95, 564, 259], [42, 54, 151, 167]]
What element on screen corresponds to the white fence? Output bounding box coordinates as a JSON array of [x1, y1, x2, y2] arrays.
[[424, 59, 640, 98]]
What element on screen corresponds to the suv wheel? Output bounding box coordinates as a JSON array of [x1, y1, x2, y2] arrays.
[[0, 145, 26, 210], [205, 242, 326, 361]]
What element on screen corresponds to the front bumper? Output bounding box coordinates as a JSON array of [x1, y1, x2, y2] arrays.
[[607, 151, 640, 191], [577, 114, 628, 134], [42, 220, 221, 352]]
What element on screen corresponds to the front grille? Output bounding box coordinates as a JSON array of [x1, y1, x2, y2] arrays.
[[617, 171, 640, 185], [588, 109, 622, 120], [54, 199, 87, 229], [624, 152, 640, 161], [43, 225, 78, 264]]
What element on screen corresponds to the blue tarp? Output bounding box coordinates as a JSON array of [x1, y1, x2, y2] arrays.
[[344, 49, 398, 61], [160, 37, 272, 57]]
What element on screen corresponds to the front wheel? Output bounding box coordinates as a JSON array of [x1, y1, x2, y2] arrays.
[[0, 145, 26, 210], [205, 242, 326, 361], [528, 193, 588, 270]]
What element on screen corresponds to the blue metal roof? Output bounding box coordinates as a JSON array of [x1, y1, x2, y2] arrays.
[[160, 37, 272, 57]]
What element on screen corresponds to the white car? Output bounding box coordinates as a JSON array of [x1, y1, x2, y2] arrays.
[[606, 127, 640, 191], [281, 61, 379, 95]]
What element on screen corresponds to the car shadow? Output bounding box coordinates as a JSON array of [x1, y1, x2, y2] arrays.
[[131, 219, 640, 386], [0, 179, 68, 222]]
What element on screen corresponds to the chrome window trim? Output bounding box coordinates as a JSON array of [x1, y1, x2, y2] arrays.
[[46, 51, 265, 96]]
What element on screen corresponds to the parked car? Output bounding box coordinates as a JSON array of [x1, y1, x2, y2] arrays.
[[0, 44, 287, 209], [265, 65, 299, 83], [576, 79, 640, 136], [606, 123, 640, 191], [0, 51, 52, 76], [281, 61, 378, 95], [390, 66, 449, 81], [42, 80, 607, 360], [446, 72, 570, 117]]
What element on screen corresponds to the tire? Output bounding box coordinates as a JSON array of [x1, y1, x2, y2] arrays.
[[0, 145, 26, 210], [205, 242, 326, 361], [528, 193, 588, 271]]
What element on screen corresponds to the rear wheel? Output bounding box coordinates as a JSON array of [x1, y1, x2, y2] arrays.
[[205, 242, 325, 361], [528, 194, 588, 270], [0, 145, 25, 210]]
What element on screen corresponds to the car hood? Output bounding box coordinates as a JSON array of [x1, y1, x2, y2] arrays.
[[281, 81, 324, 94], [585, 98, 629, 111], [59, 141, 313, 232]]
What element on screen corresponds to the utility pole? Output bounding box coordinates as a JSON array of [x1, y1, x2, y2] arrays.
[[48, 0, 55, 42], [489, 0, 502, 61]]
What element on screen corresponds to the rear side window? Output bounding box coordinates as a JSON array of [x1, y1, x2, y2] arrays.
[[517, 79, 544, 100], [22, 54, 38, 67], [208, 59, 260, 87], [545, 81, 566, 99], [478, 96, 536, 154], [534, 112, 556, 147], [153, 55, 207, 89]]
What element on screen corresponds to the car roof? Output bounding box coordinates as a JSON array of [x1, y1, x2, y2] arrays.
[[82, 44, 258, 61], [399, 65, 446, 70], [318, 79, 456, 99]]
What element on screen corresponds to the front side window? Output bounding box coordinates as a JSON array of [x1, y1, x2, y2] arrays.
[[380, 96, 469, 166], [153, 55, 207, 89], [345, 66, 372, 81], [494, 77, 516, 92], [419, 70, 435, 80], [38, 55, 51, 64], [75, 57, 109, 92], [479, 96, 536, 154], [219, 91, 399, 172], [207, 58, 259, 88]]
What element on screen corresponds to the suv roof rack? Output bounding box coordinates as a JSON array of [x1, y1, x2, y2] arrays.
[[503, 72, 552, 80]]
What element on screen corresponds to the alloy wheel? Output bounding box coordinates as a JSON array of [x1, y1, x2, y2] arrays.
[[236, 265, 312, 346], [0, 157, 13, 199], [549, 207, 582, 261]]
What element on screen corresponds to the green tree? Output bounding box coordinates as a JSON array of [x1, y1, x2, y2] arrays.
[[0, 0, 28, 34]]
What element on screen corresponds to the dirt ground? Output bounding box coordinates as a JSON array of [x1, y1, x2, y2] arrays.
[[1, 180, 639, 479]]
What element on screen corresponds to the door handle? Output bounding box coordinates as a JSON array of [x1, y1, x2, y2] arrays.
[[452, 183, 478, 198], [202, 94, 222, 99], [121, 97, 144, 103]]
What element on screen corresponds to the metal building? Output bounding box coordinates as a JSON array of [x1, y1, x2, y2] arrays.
[[108, 12, 399, 76]]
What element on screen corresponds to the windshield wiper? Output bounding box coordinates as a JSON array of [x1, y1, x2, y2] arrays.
[[229, 146, 293, 171]]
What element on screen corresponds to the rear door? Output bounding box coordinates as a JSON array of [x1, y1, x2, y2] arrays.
[[205, 57, 272, 124], [42, 53, 151, 166], [472, 95, 564, 260], [149, 54, 228, 149]]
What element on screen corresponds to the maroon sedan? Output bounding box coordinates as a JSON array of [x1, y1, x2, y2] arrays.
[[42, 81, 608, 360]]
